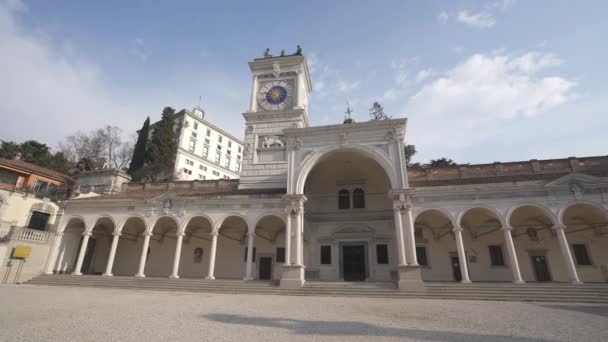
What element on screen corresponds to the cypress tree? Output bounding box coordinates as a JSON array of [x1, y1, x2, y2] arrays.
[[128, 116, 150, 175], [145, 107, 177, 176]]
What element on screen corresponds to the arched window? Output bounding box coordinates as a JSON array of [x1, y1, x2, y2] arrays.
[[353, 188, 365, 209], [338, 189, 350, 209]]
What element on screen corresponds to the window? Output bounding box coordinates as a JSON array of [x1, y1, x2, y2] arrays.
[[376, 244, 389, 264], [320, 245, 331, 265], [416, 246, 428, 266], [188, 140, 196, 152], [28, 211, 50, 231], [276, 247, 285, 263], [223, 175, 230, 179], [202, 146, 209, 158], [224, 156, 231, 167], [215, 151, 221, 163], [199, 165, 207, 171], [227, 150, 231, 155], [235, 160, 241, 172], [198, 174, 205, 180], [353, 188, 365, 209], [228, 141, 232, 148], [193, 122, 198, 130], [185, 159, 194, 166], [212, 170, 220, 176], [572, 244, 592, 265], [218, 135, 223, 143], [204, 138, 210, 145], [488, 245, 505, 266], [238, 146, 242, 153], [191, 132, 198, 138], [217, 145, 222, 151], [0, 169, 19, 186], [183, 168, 192, 175], [33, 180, 50, 193], [206, 129, 211, 137], [244, 247, 256, 262], [338, 189, 350, 209]]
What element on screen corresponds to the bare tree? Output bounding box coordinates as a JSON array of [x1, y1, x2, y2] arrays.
[[59, 125, 134, 170]]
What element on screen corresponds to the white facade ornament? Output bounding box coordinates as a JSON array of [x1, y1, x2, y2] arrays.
[[339, 131, 348, 145], [569, 181, 584, 200], [272, 61, 281, 77], [261, 135, 285, 148]]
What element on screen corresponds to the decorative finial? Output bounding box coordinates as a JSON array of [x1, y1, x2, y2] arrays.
[[280, 50, 286, 56], [264, 48, 272, 58], [295, 45, 302, 55], [344, 103, 354, 124]]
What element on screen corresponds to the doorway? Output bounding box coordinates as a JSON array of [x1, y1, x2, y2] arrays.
[[259, 257, 272, 280], [451, 255, 462, 282], [342, 245, 366, 281], [531, 255, 551, 282]]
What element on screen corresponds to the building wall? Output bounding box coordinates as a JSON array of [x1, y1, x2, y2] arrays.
[[0, 188, 59, 229]]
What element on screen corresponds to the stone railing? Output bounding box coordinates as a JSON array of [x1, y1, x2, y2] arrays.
[[4, 227, 51, 244]]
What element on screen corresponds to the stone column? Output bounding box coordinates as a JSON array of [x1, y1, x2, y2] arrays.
[[554, 224, 582, 284], [403, 206, 418, 266], [502, 226, 524, 284], [102, 232, 121, 276], [244, 232, 255, 280], [284, 210, 292, 265], [295, 209, 304, 266], [72, 231, 92, 275], [296, 70, 304, 108], [250, 75, 258, 112], [393, 203, 407, 266], [453, 226, 471, 283], [170, 232, 185, 279], [135, 232, 152, 277], [44, 232, 64, 274], [206, 231, 219, 279]]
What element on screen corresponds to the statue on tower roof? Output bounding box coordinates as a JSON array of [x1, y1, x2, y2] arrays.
[[295, 45, 302, 55], [264, 48, 272, 58]]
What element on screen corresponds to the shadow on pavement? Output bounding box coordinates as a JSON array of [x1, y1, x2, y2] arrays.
[[537, 304, 608, 318], [203, 313, 548, 341]]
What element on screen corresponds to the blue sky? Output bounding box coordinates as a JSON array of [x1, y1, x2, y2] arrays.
[[1, 0, 606, 164]]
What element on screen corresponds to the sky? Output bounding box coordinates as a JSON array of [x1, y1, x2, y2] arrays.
[[1, 0, 607, 164]]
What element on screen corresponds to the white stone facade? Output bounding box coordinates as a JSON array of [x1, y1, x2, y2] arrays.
[[43, 54, 608, 289]]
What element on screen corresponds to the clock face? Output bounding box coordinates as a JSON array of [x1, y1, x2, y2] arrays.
[[258, 80, 294, 110]]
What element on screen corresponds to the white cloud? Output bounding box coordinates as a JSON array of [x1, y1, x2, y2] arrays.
[[456, 10, 496, 28], [337, 80, 360, 93], [438, 11, 449, 24], [415, 69, 434, 83], [404, 52, 576, 161]]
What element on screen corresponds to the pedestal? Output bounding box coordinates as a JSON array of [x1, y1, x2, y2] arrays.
[[280, 264, 305, 288], [397, 265, 425, 292]]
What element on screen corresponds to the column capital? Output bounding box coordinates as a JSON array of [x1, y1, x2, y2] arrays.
[[176, 231, 186, 237], [112, 232, 122, 237], [501, 225, 513, 232], [142, 231, 153, 237], [210, 231, 219, 237], [82, 231, 92, 237], [552, 223, 567, 231], [56, 232, 64, 237], [247, 232, 257, 238], [452, 226, 464, 233]]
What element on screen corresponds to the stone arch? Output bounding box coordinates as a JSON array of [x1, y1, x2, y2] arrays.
[[116, 214, 148, 233], [506, 203, 557, 227], [147, 215, 180, 235], [59, 215, 87, 233], [88, 215, 118, 235], [180, 214, 214, 234], [254, 214, 286, 243], [413, 207, 457, 227], [215, 214, 250, 279], [457, 205, 505, 228], [215, 213, 249, 233], [558, 201, 608, 225], [294, 144, 399, 194]]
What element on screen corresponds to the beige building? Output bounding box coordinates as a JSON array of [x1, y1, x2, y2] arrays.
[[40, 53, 608, 290]]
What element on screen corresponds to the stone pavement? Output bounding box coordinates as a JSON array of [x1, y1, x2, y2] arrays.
[[1, 284, 607, 341]]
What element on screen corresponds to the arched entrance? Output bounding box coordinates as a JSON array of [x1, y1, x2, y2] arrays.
[[55, 217, 86, 273], [215, 215, 248, 279], [180, 216, 213, 278], [413, 209, 457, 282], [145, 216, 179, 277], [300, 148, 394, 282], [254, 215, 285, 281], [113, 216, 147, 276]]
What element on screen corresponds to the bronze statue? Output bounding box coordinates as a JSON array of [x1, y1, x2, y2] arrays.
[[295, 45, 302, 55], [264, 48, 272, 58]]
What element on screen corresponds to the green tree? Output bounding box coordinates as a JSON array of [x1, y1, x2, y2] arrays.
[[427, 158, 457, 168], [128, 116, 150, 175], [17, 140, 52, 166], [145, 107, 177, 177], [74, 157, 95, 173], [0, 141, 20, 159], [403, 144, 416, 166], [48, 152, 73, 175], [369, 101, 391, 121]]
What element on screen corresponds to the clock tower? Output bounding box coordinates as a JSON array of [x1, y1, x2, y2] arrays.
[[238, 52, 312, 189]]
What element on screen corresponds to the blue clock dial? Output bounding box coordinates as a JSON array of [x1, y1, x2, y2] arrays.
[[265, 86, 288, 105]]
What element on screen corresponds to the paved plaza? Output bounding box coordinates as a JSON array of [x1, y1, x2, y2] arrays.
[[1, 285, 607, 342]]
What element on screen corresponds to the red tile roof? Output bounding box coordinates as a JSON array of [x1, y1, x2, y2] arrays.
[[0, 158, 73, 183]]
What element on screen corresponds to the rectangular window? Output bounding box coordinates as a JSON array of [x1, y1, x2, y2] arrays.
[[28, 211, 50, 231], [228, 141, 232, 148], [572, 244, 592, 265], [217, 145, 222, 150], [212, 170, 220, 176], [215, 151, 221, 163], [202, 146, 209, 158], [227, 149, 231, 155], [488, 245, 505, 266], [416, 246, 428, 266], [224, 156, 230, 167], [0, 169, 19, 186], [188, 140, 195, 152], [235, 160, 241, 172], [206, 129, 211, 137], [244, 247, 256, 262], [276, 247, 285, 263], [198, 174, 205, 180], [320, 245, 331, 265], [376, 244, 389, 264], [193, 122, 198, 130], [204, 138, 210, 145], [238, 146, 242, 153], [191, 132, 197, 138], [218, 135, 223, 143], [33, 180, 50, 193]]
